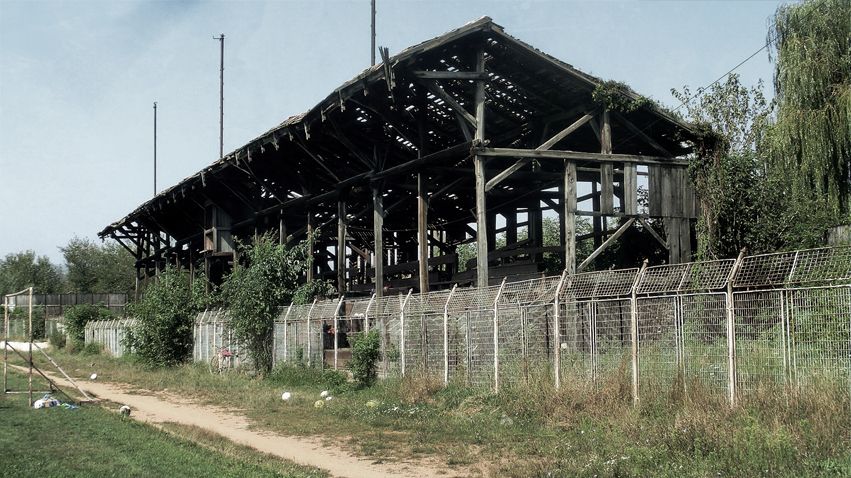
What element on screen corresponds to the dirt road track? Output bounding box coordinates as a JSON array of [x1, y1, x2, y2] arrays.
[[10, 365, 454, 478]]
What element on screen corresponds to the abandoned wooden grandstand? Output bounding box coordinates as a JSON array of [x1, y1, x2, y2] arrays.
[[99, 17, 701, 298]]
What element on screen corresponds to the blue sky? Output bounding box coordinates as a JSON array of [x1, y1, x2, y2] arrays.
[[0, 0, 786, 262]]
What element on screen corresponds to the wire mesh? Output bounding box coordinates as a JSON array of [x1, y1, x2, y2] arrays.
[[680, 293, 728, 394], [733, 290, 787, 394], [787, 286, 851, 392], [562, 269, 639, 299], [636, 296, 680, 398]]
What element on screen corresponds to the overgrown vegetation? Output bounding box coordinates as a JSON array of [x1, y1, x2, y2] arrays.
[[348, 330, 382, 388], [221, 233, 333, 374], [126, 267, 198, 367], [0, 370, 326, 478], [64, 303, 114, 346], [17, 349, 851, 477], [677, 0, 850, 257]]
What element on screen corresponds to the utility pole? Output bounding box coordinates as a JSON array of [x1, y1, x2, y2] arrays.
[[215, 33, 225, 159], [153, 101, 157, 196], [370, 0, 376, 66]]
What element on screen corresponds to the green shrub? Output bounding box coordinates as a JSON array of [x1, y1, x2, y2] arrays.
[[82, 342, 102, 356], [126, 268, 197, 367], [349, 330, 382, 388], [221, 234, 330, 375], [48, 329, 66, 349], [8, 306, 46, 339], [64, 304, 114, 345]]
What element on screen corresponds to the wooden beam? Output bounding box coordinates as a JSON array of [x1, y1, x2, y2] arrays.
[[337, 200, 346, 294], [576, 218, 636, 272], [638, 217, 668, 249], [413, 71, 489, 81], [306, 212, 314, 282], [417, 173, 429, 293], [372, 187, 384, 297], [624, 163, 638, 215], [600, 110, 614, 214], [564, 160, 577, 274], [538, 111, 597, 151], [613, 112, 673, 157], [473, 49, 488, 288], [423, 80, 477, 128], [475, 147, 688, 166]]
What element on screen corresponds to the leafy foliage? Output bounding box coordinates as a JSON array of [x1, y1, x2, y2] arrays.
[[60, 236, 136, 293], [592, 80, 650, 113], [126, 267, 197, 367], [7, 305, 46, 339], [769, 0, 851, 216], [0, 251, 64, 296], [348, 330, 382, 388], [221, 234, 329, 374], [64, 303, 114, 345]]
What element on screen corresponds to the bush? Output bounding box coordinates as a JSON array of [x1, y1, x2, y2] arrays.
[[48, 329, 66, 349], [81, 342, 102, 356], [64, 304, 114, 345], [268, 364, 347, 390], [126, 268, 197, 367], [349, 330, 382, 388], [221, 234, 328, 375]]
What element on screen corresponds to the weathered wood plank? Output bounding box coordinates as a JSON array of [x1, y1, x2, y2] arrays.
[[577, 218, 636, 272], [413, 71, 489, 81], [564, 160, 577, 273], [474, 49, 488, 289], [475, 148, 688, 166], [623, 163, 638, 215]]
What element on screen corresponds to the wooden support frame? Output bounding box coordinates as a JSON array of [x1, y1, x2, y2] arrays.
[[373, 186, 385, 296], [473, 49, 488, 288], [576, 218, 636, 272], [337, 200, 346, 294]]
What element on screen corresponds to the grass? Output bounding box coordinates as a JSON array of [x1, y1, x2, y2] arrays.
[[13, 348, 851, 477], [0, 370, 327, 478]]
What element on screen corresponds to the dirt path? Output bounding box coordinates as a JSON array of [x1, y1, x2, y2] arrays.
[[10, 365, 456, 478]]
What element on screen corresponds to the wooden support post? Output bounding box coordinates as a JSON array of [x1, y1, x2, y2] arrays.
[[473, 49, 488, 288], [373, 187, 384, 297], [631, 260, 647, 407], [564, 161, 577, 274], [306, 212, 314, 282], [337, 200, 346, 294], [591, 182, 602, 248], [624, 163, 638, 215], [417, 173, 429, 293], [600, 110, 614, 214], [506, 210, 517, 245]]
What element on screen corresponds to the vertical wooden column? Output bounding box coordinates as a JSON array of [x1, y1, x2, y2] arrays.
[[306, 211, 314, 282], [506, 209, 517, 246], [564, 161, 577, 274], [337, 200, 346, 294], [373, 187, 384, 297], [417, 174, 429, 293], [624, 163, 638, 215], [600, 110, 614, 215], [473, 49, 488, 288], [591, 182, 602, 248]]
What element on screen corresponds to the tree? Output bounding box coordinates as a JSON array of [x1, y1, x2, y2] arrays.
[[126, 267, 197, 367], [672, 74, 775, 258], [60, 236, 135, 293], [0, 251, 64, 296], [769, 0, 851, 217], [221, 234, 332, 374]]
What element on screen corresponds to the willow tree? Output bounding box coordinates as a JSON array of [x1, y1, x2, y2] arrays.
[[769, 0, 851, 216]]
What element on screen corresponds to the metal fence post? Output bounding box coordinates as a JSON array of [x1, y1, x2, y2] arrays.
[[400, 290, 413, 377], [553, 269, 569, 389], [493, 278, 507, 393], [333, 296, 345, 370], [306, 299, 317, 368], [444, 284, 457, 386], [726, 250, 745, 406], [631, 260, 648, 407], [364, 293, 376, 333], [282, 303, 293, 364]]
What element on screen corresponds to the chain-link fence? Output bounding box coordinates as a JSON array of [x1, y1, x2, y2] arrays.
[[186, 245, 850, 406]]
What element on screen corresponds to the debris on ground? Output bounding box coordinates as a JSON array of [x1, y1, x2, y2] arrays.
[[119, 405, 131, 416]]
